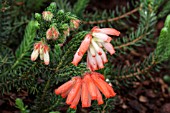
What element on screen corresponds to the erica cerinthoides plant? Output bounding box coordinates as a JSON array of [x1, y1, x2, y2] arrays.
[[30, 2, 120, 111], [55, 72, 116, 109]]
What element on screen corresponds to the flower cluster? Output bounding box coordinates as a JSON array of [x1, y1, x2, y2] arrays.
[[31, 4, 80, 65], [55, 72, 116, 109], [31, 41, 50, 65], [72, 26, 120, 71]]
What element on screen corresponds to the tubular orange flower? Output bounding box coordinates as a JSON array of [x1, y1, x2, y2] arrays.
[[91, 73, 112, 98], [83, 73, 97, 100], [61, 89, 71, 98], [96, 86, 104, 105], [71, 34, 92, 66], [87, 50, 98, 70], [71, 49, 83, 66], [70, 85, 81, 109], [55, 77, 76, 95], [66, 77, 82, 105], [95, 53, 104, 69], [78, 34, 92, 56], [102, 42, 115, 55], [81, 80, 90, 108]]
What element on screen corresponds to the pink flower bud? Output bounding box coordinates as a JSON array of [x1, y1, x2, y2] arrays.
[[70, 19, 80, 29], [42, 11, 53, 21], [63, 28, 70, 37], [46, 27, 59, 40]]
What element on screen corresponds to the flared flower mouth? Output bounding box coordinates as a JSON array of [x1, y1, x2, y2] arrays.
[[55, 72, 116, 109], [72, 26, 120, 71]]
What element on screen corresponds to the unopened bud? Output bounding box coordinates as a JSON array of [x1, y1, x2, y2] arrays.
[[42, 11, 53, 21], [35, 13, 41, 20], [70, 19, 80, 29], [46, 27, 59, 40]]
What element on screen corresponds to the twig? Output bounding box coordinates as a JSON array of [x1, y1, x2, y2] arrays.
[[82, 7, 139, 24], [114, 33, 146, 49], [115, 55, 157, 79]]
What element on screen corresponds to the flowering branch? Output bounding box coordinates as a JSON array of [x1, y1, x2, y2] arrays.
[[114, 33, 147, 49]]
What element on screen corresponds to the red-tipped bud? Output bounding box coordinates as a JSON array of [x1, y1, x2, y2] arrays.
[[70, 19, 80, 29], [46, 27, 59, 40], [42, 11, 53, 21]]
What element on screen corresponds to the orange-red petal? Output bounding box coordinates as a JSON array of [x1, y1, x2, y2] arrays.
[[70, 85, 81, 109], [61, 87, 72, 98], [55, 78, 76, 95], [83, 73, 97, 100], [66, 77, 82, 105], [103, 81, 116, 97], [91, 74, 110, 98], [92, 27, 120, 36], [71, 49, 83, 66], [99, 28, 120, 36], [81, 80, 90, 108], [96, 87, 104, 105], [78, 34, 92, 56], [91, 72, 105, 80]]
